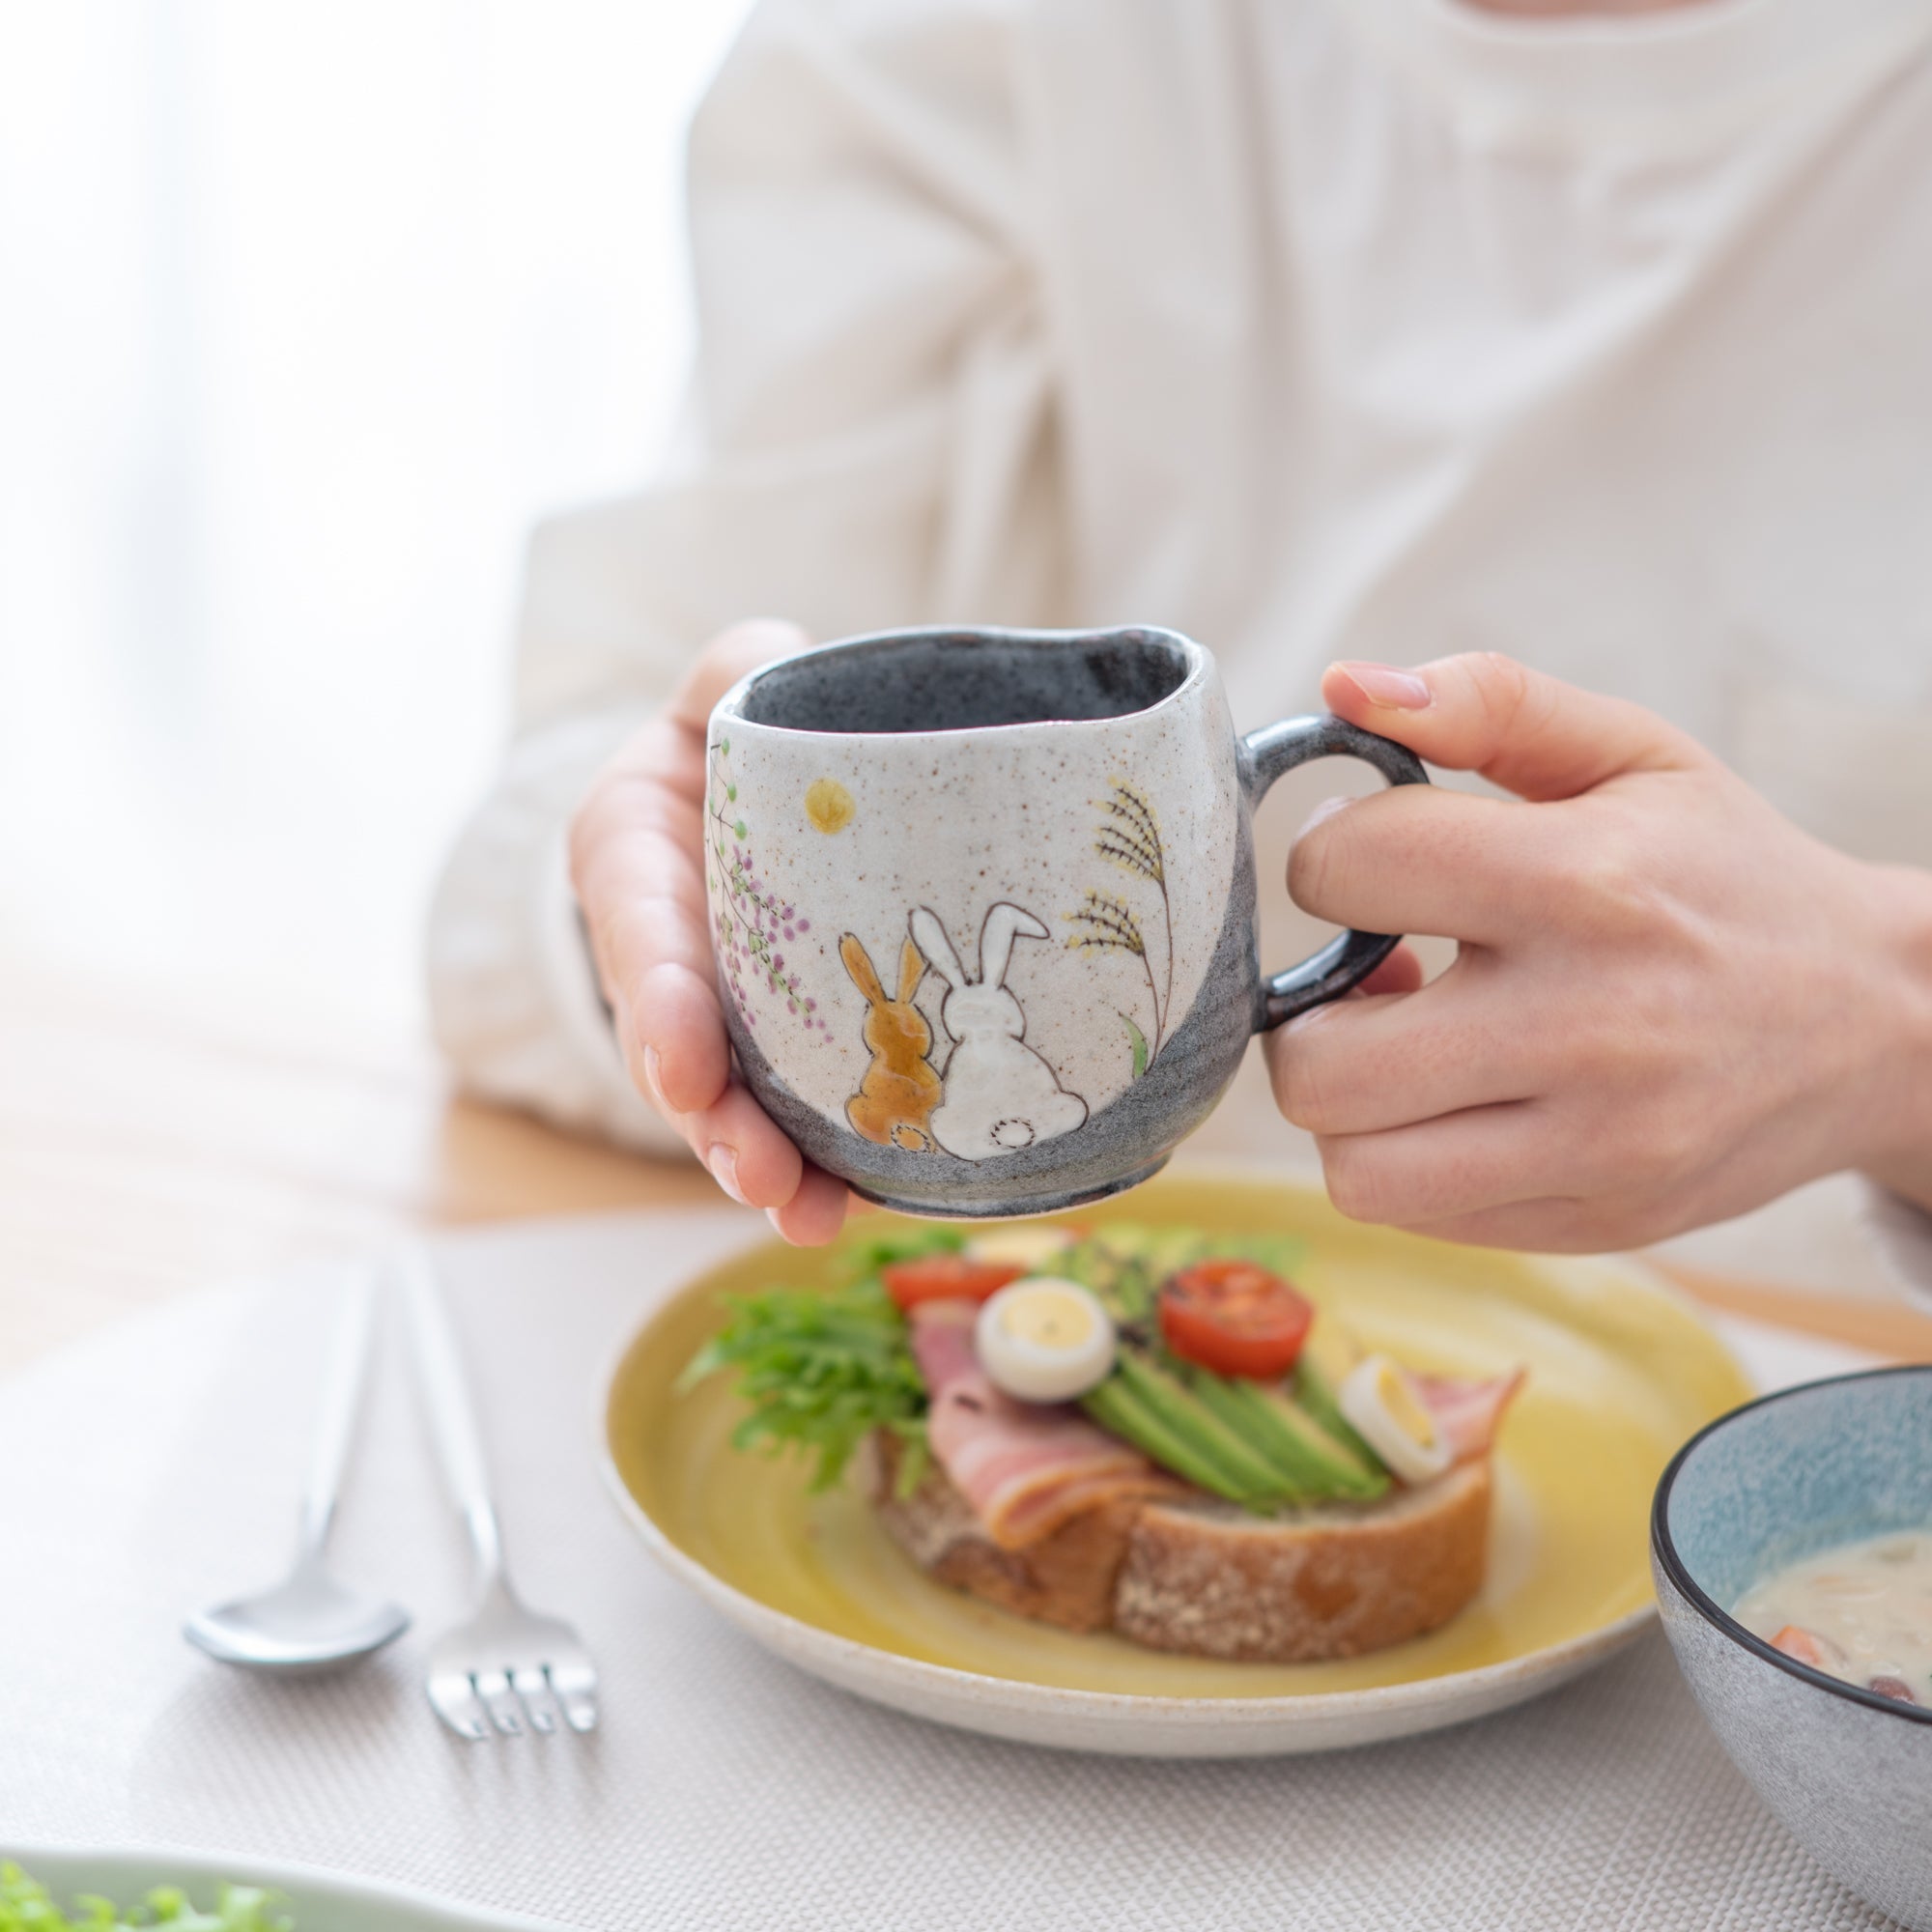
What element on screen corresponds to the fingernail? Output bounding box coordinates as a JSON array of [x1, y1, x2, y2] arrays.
[[1336, 662, 1432, 710], [706, 1144, 749, 1205], [765, 1207, 787, 1237], [641, 1044, 667, 1110], [1295, 795, 1354, 838]]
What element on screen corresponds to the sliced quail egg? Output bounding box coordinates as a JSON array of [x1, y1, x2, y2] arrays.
[[1337, 1355, 1452, 1486], [975, 1278, 1116, 1404], [966, 1224, 1080, 1272]]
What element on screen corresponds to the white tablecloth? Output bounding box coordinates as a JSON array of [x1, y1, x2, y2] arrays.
[[0, 1210, 1901, 1930]]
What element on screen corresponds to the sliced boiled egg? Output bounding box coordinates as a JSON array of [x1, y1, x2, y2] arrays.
[[966, 1224, 1080, 1272], [1338, 1355, 1452, 1486], [975, 1278, 1115, 1404]]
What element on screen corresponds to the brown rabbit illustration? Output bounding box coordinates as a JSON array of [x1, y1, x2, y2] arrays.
[[840, 932, 942, 1152]]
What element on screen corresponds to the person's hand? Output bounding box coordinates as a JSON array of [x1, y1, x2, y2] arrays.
[[570, 620, 852, 1243], [1264, 653, 1932, 1251]]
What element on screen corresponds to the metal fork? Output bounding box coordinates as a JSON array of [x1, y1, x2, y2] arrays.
[[395, 1243, 599, 1739]]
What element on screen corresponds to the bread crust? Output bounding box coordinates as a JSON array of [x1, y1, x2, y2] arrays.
[[867, 1435, 1491, 1662], [867, 1435, 1136, 1633], [1115, 1463, 1490, 1661]]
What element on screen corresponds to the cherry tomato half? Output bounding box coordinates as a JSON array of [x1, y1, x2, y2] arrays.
[[880, 1252, 1028, 1311], [1158, 1259, 1313, 1378]]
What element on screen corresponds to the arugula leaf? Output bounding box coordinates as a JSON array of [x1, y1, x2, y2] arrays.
[[0, 1863, 293, 1931], [679, 1274, 929, 1494], [837, 1224, 964, 1277]]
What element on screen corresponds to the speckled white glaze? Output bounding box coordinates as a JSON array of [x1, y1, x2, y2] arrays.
[[1653, 1369, 1932, 1931], [704, 627, 1422, 1215], [712, 635, 1234, 1134]]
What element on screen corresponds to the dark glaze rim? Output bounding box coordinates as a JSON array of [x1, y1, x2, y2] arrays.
[[1650, 1363, 1932, 1727], [712, 624, 1209, 740]]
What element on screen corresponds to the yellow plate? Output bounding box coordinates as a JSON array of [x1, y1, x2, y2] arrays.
[[601, 1172, 1752, 1755]]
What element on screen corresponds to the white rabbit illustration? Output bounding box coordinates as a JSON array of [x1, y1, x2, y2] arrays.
[[908, 902, 1090, 1161]]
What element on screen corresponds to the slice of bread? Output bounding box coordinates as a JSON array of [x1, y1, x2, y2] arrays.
[[866, 1435, 1491, 1662]]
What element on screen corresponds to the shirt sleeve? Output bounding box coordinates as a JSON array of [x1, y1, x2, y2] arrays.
[[1865, 1183, 1932, 1315], [426, 0, 1065, 1149]]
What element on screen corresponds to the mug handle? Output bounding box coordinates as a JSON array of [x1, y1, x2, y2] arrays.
[[1238, 715, 1432, 1029]]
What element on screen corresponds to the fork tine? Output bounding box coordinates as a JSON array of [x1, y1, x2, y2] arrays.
[[428, 1665, 491, 1741], [472, 1666, 526, 1735], [512, 1664, 561, 1734], [395, 1249, 600, 1741], [549, 1660, 599, 1733]]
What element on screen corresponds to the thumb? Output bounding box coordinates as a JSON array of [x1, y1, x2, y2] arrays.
[[1321, 652, 1708, 803], [668, 618, 813, 732]]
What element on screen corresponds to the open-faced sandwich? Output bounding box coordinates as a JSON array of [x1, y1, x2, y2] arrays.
[[682, 1224, 1523, 1662]]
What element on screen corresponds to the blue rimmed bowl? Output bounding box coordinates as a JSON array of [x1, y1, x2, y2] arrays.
[[1652, 1366, 1932, 1931]]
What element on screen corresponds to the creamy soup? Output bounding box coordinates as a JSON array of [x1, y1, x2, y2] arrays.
[[1733, 1530, 1932, 1706]]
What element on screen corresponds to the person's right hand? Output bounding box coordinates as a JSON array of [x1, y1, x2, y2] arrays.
[[569, 619, 852, 1243]]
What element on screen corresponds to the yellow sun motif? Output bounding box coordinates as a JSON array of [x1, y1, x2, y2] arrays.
[[804, 778, 856, 834]]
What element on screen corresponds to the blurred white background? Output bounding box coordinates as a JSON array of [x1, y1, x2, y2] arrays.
[[0, 2, 751, 1044]]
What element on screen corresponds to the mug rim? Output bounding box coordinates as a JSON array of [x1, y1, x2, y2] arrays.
[[1650, 1363, 1932, 1728], [712, 624, 1209, 740]]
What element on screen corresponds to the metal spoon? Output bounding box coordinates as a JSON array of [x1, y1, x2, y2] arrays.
[[185, 1265, 410, 1673]]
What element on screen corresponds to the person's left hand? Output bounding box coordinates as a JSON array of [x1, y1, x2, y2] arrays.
[[1264, 653, 1932, 1251]]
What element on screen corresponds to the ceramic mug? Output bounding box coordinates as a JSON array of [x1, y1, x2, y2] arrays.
[[705, 626, 1428, 1216]]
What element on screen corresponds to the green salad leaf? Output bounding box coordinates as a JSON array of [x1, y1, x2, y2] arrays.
[[0, 1863, 293, 1931], [1054, 1224, 1304, 1327], [678, 1221, 1320, 1506], [836, 1224, 963, 1276], [679, 1265, 929, 1496], [1205, 1231, 1307, 1278]]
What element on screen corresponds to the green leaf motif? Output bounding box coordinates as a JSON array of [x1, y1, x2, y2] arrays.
[[1122, 1012, 1150, 1079], [733, 819, 749, 839]]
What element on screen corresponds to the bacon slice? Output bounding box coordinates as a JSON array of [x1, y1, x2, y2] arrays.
[[908, 1301, 1186, 1548], [906, 1298, 981, 1389], [1407, 1368, 1526, 1465]]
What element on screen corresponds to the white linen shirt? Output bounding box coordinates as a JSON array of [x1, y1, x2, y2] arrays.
[[427, 0, 1932, 1299]]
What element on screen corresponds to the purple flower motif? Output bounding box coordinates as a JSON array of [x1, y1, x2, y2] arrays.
[[706, 739, 825, 1038]]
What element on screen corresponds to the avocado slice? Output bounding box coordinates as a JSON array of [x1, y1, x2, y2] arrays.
[[1246, 1378, 1390, 1500], [1177, 1367, 1314, 1502], [1105, 1222, 1210, 1278], [1081, 1376, 1263, 1506], [1175, 1362, 1385, 1501], [1064, 1224, 1209, 1323], [1057, 1236, 1143, 1321], [1293, 1346, 1387, 1478], [1110, 1347, 1298, 1507]]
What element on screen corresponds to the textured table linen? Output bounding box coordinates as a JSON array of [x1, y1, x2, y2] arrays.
[[0, 1209, 1902, 1930]]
